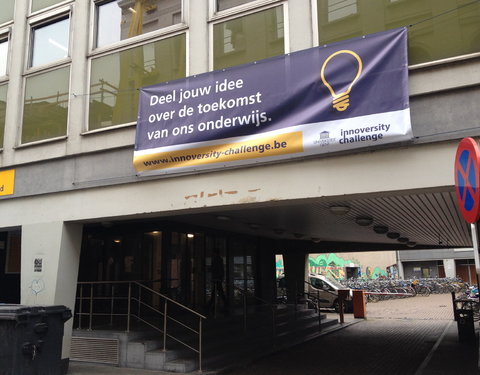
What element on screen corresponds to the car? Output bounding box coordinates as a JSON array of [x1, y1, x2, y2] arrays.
[[306, 274, 353, 312], [276, 273, 353, 312]]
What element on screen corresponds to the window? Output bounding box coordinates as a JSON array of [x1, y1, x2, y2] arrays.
[[30, 17, 70, 67], [213, 6, 285, 70], [22, 66, 70, 144], [317, 0, 480, 65], [95, 0, 182, 49], [31, 0, 64, 13], [327, 0, 357, 22], [216, 0, 256, 12], [0, 38, 8, 76], [0, 1, 15, 25], [5, 231, 21, 274], [88, 33, 186, 130], [0, 84, 7, 148]]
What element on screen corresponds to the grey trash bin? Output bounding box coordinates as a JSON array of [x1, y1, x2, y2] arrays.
[[0, 305, 72, 375], [456, 309, 475, 343]]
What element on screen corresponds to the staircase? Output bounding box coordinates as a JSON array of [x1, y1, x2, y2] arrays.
[[72, 304, 340, 373]]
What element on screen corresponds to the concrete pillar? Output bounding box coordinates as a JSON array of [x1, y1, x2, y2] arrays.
[[257, 241, 277, 303], [188, 0, 208, 74], [21, 222, 83, 360], [288, 0, 314, 52], [397, 259, 405, 279], [283, 251, 308, 302], [443, 259, 456, 278]]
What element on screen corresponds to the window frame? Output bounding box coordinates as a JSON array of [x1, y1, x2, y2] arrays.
[[18, 63, 71, 147], [84, 30, 189, 135], [0, 27, 12, 81], [17, 3, 73, 147], [0, 83, 8, 151], [89, 0, 188, 55], [26, 4, 73, 73], [209, 0, 283, 18], [29, 0, 73, 15], [0, 1, 16, 28], [208, 1, 289, 71], [314, 0, 480, 69]]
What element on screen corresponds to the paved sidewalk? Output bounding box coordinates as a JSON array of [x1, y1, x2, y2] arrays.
[[68, 294, 480, 375]]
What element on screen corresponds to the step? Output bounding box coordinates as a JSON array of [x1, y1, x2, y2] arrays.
[[144, 347, 186, 370], [126, 338, 162, 369], [163, 358, 198, 373]]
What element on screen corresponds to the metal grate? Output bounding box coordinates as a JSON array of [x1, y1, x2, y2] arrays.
[[70, 337, 119, 365]]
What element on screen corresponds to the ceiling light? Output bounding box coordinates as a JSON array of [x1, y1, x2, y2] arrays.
[[373, 225, 389, 234], [187, 233, 195, 238], [386, 232, 400, 239], [355, 216, 373, 226], [397, 237, 409, 243], [216, 215, 231, 221], [274, 228, 285, 235], [311, 237, 321, 243], [329, 205, 350, 215], [248, 223, 260, 230], [406, 241, 416, 248], [293, 233, 304, 239]]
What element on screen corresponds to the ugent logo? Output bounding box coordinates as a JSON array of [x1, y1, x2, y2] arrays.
[[320, 50, 363, 112]]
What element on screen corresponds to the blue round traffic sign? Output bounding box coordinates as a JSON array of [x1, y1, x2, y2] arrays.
[[455, 138, 480, 224]]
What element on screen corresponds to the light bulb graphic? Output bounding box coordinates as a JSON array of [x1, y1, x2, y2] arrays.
[[320, 50, 363, 112]]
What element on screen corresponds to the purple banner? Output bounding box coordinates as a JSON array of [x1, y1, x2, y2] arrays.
[[134, 28, 411, 174]]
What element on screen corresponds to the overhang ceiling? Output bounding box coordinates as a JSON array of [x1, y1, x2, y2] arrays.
[[168, 188, 473, 251]]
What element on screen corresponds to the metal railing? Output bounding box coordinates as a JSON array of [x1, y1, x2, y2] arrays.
[[277, 279, 328, 330], [302, 280, 324, 330], [75, 280, 206, 371], [232, 285, 277, 339]]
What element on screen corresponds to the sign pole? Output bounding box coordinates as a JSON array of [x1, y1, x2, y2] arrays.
[[473, 223, 480, 289]]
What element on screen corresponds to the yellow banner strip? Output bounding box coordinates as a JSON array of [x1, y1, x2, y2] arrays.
[[134, 132, 304, 172]]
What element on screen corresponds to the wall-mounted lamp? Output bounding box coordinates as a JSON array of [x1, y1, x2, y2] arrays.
[[386, 232, 400, 239], [373, 225, 389, 234], [329, 205, 351, 215], [355, 216, 373, 226]]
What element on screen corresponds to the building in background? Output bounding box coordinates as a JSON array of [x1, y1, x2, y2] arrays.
[[398, 248, 477, 284]]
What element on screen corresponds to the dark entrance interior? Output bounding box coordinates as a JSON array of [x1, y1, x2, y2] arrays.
[[77, 221, 270, 314], [0, 230, 21, 303]]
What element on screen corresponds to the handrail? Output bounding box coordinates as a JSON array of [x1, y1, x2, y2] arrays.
[[75, 280, 206, 372], [232, 285, 276, 341], [132, 281, 205, 319], [303, 280, 324, 331]]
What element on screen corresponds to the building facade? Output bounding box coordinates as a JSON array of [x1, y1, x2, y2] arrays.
[[398, 247, 478, 283], [0, 0, 479, 367]]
